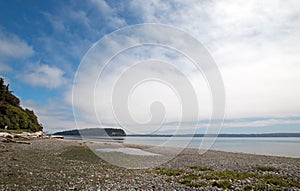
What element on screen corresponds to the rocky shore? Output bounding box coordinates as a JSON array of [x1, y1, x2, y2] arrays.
[[0, 139, 299, 190]]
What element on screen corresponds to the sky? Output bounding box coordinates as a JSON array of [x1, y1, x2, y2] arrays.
[[0, 0, 300, 134]]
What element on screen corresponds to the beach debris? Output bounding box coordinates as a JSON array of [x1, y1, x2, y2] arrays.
[[2, 137, 31, 144], [50, 135, 64, 139], [0, 131, 63, 144]]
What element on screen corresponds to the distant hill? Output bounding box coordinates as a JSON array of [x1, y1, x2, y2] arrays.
[[0, 78, 43, 132], [53, 128, 126, 137]]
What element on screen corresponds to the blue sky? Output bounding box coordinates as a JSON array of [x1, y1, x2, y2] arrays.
[[0, 0, 300, 134]]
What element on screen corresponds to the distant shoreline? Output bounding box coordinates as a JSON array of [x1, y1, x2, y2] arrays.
[[53, 129, 300, 138], [126, 133, 300, 137]]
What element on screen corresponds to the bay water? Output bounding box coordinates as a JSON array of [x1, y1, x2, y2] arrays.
[[65, 135, 300, 158], [124, 136, 300, 158]]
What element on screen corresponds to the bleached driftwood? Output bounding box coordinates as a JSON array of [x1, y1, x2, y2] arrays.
[[49, 135, 64, 139], [0, 131, 64, 144], [0, 131, 47, 144]]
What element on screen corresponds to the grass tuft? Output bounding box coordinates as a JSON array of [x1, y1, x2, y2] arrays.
[[212, 180, 232, 189], [190, 166, 213, 171], [254, 166, 279, 172], [157, 168, 184, 176], [180, 179, 207, 188], [203, 170, 259, 180]]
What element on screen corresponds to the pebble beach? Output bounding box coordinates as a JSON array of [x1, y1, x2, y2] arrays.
[[1, 139, 299, 190]]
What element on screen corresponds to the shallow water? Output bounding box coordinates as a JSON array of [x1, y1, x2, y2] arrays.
[[96, 147, 160, 156]]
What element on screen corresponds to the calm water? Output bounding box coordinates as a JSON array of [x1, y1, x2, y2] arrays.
[[65, 136, 300, 158], [124, 137, 300, 158]]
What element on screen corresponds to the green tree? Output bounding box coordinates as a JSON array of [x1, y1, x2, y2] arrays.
[[0, 77, 42, 132]]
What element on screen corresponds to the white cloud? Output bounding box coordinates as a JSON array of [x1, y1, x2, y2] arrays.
[[125, 0, 300, 121], [0, 30, 34, 59], [43, 0, 126, 37], [22, 64, 66, 89], [219, 118, 300, 129], [90, 0, 126, 28]]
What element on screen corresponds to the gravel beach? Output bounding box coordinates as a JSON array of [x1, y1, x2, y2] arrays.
[[1, 139, 299, 190]]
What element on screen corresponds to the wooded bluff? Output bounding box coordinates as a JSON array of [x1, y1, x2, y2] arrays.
[[0, 78, 43, 132]]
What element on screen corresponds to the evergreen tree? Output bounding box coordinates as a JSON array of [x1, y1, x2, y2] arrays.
[[0, 77, 43, 132]]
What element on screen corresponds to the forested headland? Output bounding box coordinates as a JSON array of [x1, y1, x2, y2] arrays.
[[0, 78, 43, 132]]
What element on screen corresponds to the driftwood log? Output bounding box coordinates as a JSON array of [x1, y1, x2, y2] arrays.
[[1, 137, 31, 144]]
